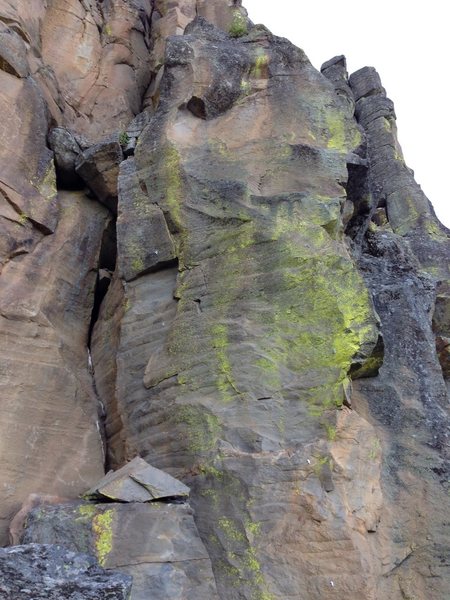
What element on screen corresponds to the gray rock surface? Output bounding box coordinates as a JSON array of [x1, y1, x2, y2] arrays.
[[48, 127, 85, 189], [92, 16, 383, 600], [84, 456, 190, 502], [76, 139, 124, 212], [1, 2, 449, 599], [22, 501, 219, 600], [0, 543, 132, 600]]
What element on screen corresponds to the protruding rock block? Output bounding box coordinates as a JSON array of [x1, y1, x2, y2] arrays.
[[84, 456, 190, 502], [348, 66, 385, 101], [21, 501, 219, 600], [76, 139, 123, 212], [48, 127, 88, 188], [117, 158, 177, 281]]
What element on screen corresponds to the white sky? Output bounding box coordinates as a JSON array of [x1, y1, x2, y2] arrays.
[[244, 0, 449, 227]]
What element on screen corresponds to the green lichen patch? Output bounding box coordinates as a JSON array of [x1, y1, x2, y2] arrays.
[[229, 10, 248, 38], [92, 509, 114, 567], [216, 515, 274, 600], [324, 109, 361, 152], [163, 144, 183, 231], [171, 405, 222, 455], [76, 504, 97, 522], [250, 49, 270, 79]]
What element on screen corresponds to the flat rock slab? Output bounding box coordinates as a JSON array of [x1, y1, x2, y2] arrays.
[[21, 501, 219, 600], [84, 456, 190, 502], [0, 543, 132, 599]]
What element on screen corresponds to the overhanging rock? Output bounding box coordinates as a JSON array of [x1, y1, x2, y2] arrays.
[[84, 456, 190, 502]]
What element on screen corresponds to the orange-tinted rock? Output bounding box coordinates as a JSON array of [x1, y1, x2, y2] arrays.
[[0, 191, 108, 543], [1, 1, 449, 599]]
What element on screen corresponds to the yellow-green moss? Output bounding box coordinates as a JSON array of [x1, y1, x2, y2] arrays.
[[229, 10, 248, 38], [240, 79, 251, 96], [76, 504, 97, 522], [326, 111, 346, 151], [172, 405, 221, 454], [313, 454, 332, 476], [217, 515, 274, 600], [163, 145, 183, 231], [246, 521, 262, 537], [251, 49, 269, 79], [18, 212, 28, 226], [218, 517, 246, 543], [424, 218, 448, 241], [368, 438, 381, 460], [211, 322, 240, 398], [325, 110, 361, 151], [92, 509, 113, 566], [198, 463, 224, 480], [323, 422, 337, 441]]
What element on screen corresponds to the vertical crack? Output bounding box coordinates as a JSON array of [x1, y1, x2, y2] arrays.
[[87, 216, 118, 470]]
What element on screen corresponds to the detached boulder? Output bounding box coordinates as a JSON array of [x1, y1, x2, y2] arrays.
[[0, 543, 132, 600], [84, 456, 190, 502], [21, 502, 219, 599], [76, 139, 123, 212], [48, 127, 87, 188]]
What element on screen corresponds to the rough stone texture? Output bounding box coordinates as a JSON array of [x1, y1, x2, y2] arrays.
[[0, 71, 57, 272], [91, 17, 387, 600], [1, 1, 449, 599], [0, 0, 153, 141], [85, 456, 190, 502], [76, 139, 124, 212], [0, 0, 157, 545], [21, 501, 219, 600], [351, 231, 450, 600], [0, 191, 107, 544], [117, 158, 177, 281], [0, 543, 132, 599], [324, 59, 450, 599], [48, 127, 85, 189]]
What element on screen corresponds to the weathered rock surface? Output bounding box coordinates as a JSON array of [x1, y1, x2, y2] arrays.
[[323, 58, 450, 599], [1, 1, 449, 599], [0, 543, 132, 599], [85, 456, 190, 502], [92, 15, 386, 600], [76, 139, 123, 212], [48, 127, 86, 189], [21, 501, 219, 600], [0, 191, 109, 544]]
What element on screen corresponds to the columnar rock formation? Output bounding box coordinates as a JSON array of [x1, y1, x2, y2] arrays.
[[0, 1, 448, 599]]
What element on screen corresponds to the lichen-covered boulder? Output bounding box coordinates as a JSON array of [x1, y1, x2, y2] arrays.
[[21, 501, 219, 600]]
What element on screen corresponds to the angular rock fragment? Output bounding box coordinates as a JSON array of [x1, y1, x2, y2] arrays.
[[0, 543, 132, 600], [117, 158, 177, 281], [48, 127, 86, 188], [76, 139, 123, 212], [84, 456, 190, 502]]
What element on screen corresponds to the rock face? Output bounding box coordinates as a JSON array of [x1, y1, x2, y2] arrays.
[[0, 543, 132, 599], [21, 501, 219, 600], [0, 1, 449, 599]]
